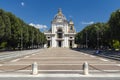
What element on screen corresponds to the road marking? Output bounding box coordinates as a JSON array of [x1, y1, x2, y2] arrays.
[[24, 57, 90, 59], [24, 56, 29, 58], [0, 64, 3, 66], [116, 64, 120, 66], [21, 58, 95, 60], [81, 52, 84, 54], [0, 72, 120, 77], [11, 59, 20, 62], [3, 63, 118, 66], [99, 58, 109, 61], [90, 55, 95, 57], [32, 54, 35, 56], [84, 54, 88, 55]]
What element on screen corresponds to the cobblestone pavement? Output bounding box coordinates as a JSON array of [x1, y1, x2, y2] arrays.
[[0, 48, 120, 74]]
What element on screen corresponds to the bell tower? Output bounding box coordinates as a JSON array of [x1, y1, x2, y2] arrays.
[[68, 19, 75, 33]]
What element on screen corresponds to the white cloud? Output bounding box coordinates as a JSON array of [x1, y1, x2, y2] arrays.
[[29, 23, 47, 29], [21, 2, 25, 6], [69, 15, 73, 18], [81, 21, 94, 25]]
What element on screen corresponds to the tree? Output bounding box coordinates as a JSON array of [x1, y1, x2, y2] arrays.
[[109, 9, 120, 41], [0, 9, 46, 50], [75, 23, 110, 49], [0, 9, 5, 44]]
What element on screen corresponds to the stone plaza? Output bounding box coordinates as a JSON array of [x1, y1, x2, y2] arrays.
[[0, 48, 120, 77]]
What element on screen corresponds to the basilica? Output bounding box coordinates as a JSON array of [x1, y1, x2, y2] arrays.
[[44, 9, 76, 48]]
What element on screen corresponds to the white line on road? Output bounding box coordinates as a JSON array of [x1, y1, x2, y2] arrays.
[[116, 64, 120, 66], [11, 59, 20, 62], [1, 70, 120, 72], [0, 71, 120, 77], [2, 63, 118, 66], [0, 64, 3, 66], [90, 55, 95, 57], [80, 52, 84, 54], [24, 56, 30, 58], [84, 54, 88, 55], [21, 58, 95, 60], [24, 57, 92, 59], [99, 58, 109, 61], [32, 54, 35, 56]]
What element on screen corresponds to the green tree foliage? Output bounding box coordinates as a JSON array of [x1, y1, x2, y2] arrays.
[[109, 10, 120, 41], [108, 9, 120, 49], [113, 40, 120, 49], [76, 9, 120, 49], [0, 9, 46, 50], [0, 9, 5, 43], [75, 23, 110, 49]]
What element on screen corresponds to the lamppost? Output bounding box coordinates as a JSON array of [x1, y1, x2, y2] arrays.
[[32, 31, 34, 49], [85, 31, 88, 48], [97, 30, 99, 49], [21, 27, 23, 50]]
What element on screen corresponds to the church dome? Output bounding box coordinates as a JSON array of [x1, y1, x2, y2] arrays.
[[52, 8, 67, 23]]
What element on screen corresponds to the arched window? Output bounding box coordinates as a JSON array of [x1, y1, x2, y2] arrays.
[[57, 28, 63, 38], [58, 28, 62, 32], [70, 26, 73, 30]]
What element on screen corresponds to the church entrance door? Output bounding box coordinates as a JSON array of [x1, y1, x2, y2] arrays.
[[58, 41, 62, 47], [47, 41, 51, 48], [69, 40, 73, 48]]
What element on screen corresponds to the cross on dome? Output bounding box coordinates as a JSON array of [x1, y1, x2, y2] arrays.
[[58, 8, 62, 16], [53, 8, 67, 23]]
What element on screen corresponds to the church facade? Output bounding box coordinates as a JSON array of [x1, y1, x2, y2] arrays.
[[44, 9, 76, 48]]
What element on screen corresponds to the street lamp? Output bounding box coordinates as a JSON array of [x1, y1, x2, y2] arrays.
[[97, 30, 99, 49], [85, 31, 88, 48], [21, 27, 23, 50], [32, 31, 34, 49]]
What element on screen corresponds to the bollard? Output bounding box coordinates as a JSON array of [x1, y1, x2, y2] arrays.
[[32, 62, 38, 75], [83, 61, 89, 75]]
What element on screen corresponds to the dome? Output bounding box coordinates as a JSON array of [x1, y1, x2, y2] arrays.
[[52, 8, 67, 23]]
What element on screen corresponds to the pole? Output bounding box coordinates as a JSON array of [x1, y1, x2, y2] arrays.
[[97, 31, 99, 49], [32, 31, 34, 49], [86, 31, 88, 48], [21, 27, 23, 50]]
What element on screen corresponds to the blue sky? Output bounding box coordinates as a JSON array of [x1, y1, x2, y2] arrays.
[[0, 0, 120, 32]]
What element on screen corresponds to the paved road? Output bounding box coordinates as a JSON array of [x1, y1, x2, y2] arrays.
[[0, 49, 44, 62], [0, 48, 120, 76], [0, 77, 120, 80]]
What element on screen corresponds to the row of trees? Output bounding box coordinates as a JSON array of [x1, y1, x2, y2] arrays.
[[0, 9, 46, 50], [75, 9, 120, 49]]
